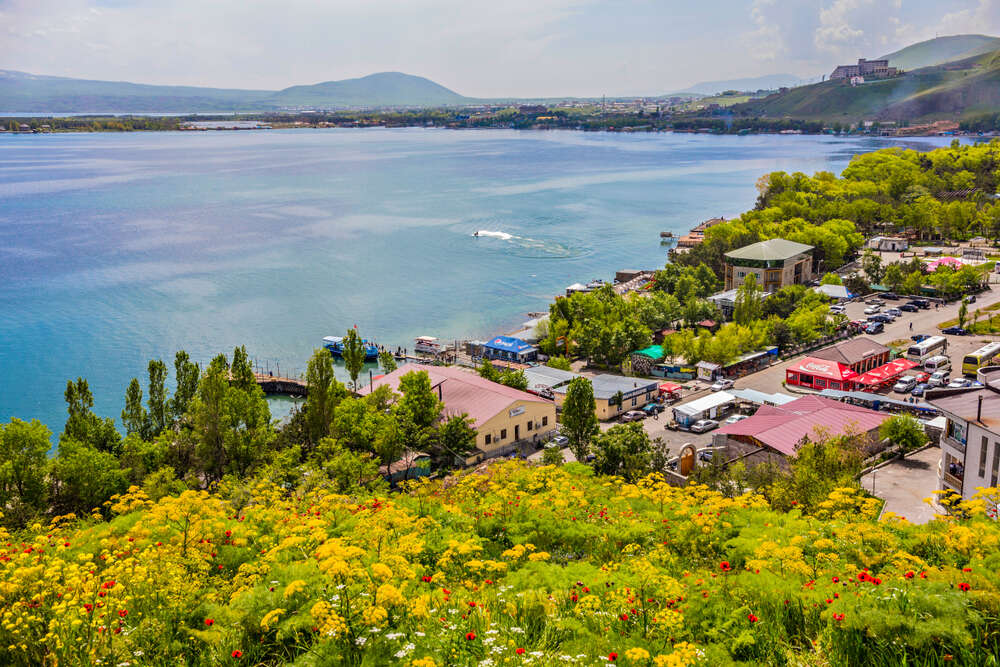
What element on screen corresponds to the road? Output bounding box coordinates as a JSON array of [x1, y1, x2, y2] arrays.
[[861, 445, 942, 524]]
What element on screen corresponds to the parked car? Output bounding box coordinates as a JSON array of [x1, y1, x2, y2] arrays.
[[642, 402, 665, 415], [914, 372, 930, 383], [883, 292, 899, 300], [886, 307, 902, 317], [620, 410, 646, 423], [911, 383, 930, 397], [548, 434, 569, 447], [942, 326, 970, 335], [724, 414, 749, 424], [900, 303, 919, 313], [928, 371, 950, 388], [866, 298, 885, 305], [892, 375, 918, 393], [911, 334, 930, 342], [911, 299, 931, 309], [698, 450, 715, 462], [710, 378, 734, 392], [689, 419, 719, 433], [865, 322, 884, 334], [830, 304, 846, 314], [868, 313, 894, 323], [947, 378, 972, 388], [864, 305, 882, 314], [964, 295, 977, 304]]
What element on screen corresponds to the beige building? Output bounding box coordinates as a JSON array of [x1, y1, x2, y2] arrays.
[[359, 364, 556, 465], [723, 238, 814, 292], [552, 374, 659, 421]]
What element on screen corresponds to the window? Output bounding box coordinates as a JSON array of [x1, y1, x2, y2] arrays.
[[526, 421, 533, 431], [631, 397, 637, 406], [979, 436, 989, 478], [992, 441, 1000, 487], [542, 416, 548, 427], [500, 429, 507, 441], [485, 434, 492, 445]]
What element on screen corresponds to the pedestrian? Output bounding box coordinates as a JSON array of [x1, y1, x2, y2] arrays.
[[909, 321, 913, 331]]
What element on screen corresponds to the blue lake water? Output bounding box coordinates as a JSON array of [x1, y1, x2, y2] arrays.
[[0, 128, 961, 433]]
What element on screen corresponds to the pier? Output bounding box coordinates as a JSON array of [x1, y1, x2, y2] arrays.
[[254, 372, 308, 397]]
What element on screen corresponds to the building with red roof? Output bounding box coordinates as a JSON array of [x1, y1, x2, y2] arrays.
[[712, 395, 891, 466], [785, 356, 858, 391], [359, 364, 556, 464]]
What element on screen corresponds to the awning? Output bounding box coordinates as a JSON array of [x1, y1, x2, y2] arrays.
[[853, 358, 919, 386], [787, 357, 857, 382], [658, 382, 682, 394]]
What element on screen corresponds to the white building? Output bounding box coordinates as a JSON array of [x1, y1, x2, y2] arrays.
[[926, 369, 1000, 500]]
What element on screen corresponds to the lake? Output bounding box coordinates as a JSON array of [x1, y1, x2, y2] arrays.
[[0, 128, 961, 432]]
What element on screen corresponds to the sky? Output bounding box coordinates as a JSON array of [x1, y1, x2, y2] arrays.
[[1, 0, 999, 97]]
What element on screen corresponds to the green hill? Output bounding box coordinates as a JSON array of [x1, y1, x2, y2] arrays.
[[0, 70, 470, 113], [733, 48, 1000, 123], [880, 34, 1000, 71]]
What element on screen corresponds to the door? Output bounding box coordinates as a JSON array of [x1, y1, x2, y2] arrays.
[[514, 425, 520, 441]]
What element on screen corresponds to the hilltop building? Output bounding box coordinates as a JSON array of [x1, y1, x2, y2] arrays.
[[830, 59, 898, 80], [723, 238, 814, 292]]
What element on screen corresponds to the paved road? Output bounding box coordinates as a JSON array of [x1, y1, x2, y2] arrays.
[[861, 445, 942, 524]]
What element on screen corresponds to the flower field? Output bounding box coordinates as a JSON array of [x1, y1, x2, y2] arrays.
[[1, 462, 998, 666]]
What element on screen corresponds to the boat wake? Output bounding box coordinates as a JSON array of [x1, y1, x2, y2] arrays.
[[471, 229, 586, 259]]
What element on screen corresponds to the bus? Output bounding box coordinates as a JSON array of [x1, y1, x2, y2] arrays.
[[962, 342, 1000, 376], [906, 335, 947, 364]]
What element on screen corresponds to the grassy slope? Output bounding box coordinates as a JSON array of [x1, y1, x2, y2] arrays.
[[733, 49, 1000, 123], [880, 34, 1000, 71]]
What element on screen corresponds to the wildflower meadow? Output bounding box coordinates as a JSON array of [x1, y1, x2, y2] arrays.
[[1, 461, 998, 666]]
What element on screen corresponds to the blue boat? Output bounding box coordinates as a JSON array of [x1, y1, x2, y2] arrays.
[[323, 335, 380, 361]]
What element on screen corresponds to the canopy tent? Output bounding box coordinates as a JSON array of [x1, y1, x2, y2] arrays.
[[853, 358, 919, 386], [658, 382, 682, 393], [787, 357, 857, 382]]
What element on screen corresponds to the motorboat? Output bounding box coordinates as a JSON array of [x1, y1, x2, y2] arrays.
[[414, 336, 443, 355], [322, 335, 379, 361]]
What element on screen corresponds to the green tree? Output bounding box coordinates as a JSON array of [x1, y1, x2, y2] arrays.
[[122, 378, 149, 438], [50, 439, 129, 517], [819, 272, 843, 285], [884, 264, 905, 293], [499, 369, 529, 390], [879, 415, 926, 453], [861, 249, 885, 285], [395, 371, 442, 430], [958, 299, 968, 330], [314, 438, 383, 493], [170, 350, 199, 426], [541, 446, 565, 465], [305, 348, 346, 445], [561, 377, 599, 463], [478, 358, 499, 381], [591, 422, 652, 481], [230, 346, 255, 392], [733, 273, 764, 325], [545, 356, 572, 371], [147, 359, 169, 436], [433, 414, 478, 468], [0, 419, 51, 527], [63, 377, 121, 455], [342, 328, 367, 391], [378, 350, 398, 374], [189, 355, 230, 482]]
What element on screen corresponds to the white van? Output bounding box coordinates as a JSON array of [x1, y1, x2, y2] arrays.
[[923, 355, 951, 372]]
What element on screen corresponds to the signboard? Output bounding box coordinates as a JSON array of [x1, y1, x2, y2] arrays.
[[509, 406, 526, 418]]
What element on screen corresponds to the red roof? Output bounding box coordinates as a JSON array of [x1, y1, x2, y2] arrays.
[[853, 358, 918, 386], [658, 382, 682, 393], [716, 395, 889, 456], [358, 363, 550, 428], [787, 357, 857, 382]]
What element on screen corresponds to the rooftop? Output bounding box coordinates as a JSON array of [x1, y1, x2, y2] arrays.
[[484, 335, 537, 354], [716, 395, 890, 456], [358, 364, 550, 428], [522, 366, 580, 392], [552, 374, 659, 400], [812, 337, 889, 366], [926, 376, 1000, 431], [724, 238, 814, 262]]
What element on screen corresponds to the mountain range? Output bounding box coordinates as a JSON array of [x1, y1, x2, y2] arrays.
[[0, 71, 470, 113]]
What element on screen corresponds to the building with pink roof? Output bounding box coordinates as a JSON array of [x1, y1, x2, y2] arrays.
[[359, 364, 556, 464], [712, 395, 891, 467]]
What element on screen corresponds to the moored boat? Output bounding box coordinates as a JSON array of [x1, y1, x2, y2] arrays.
[[322, 335, 379, 361], [414, 336, 443, 355]]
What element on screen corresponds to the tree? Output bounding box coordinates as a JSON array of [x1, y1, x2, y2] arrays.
[[820, 272, 843, 286], [0, 419, 51, 527], [122, 378, 149, 439], [50, 439, 129, 517], [499, 369, 528, 390], [478, 358, 499, 381], [231, 346, 255, 392], [546, 356, 572, 371], [433, 414, 477, 468], [378, 350, 397, 374], [396, 371, 443, 430], [561, 377, 599, 462], [541, 446, 564, 466], [147, 359, 169, 436], [879, 415, 926, 453], [958, 299, 968, 330], [341, 329, 368, 391], [189, 355, 230, 483], [884, 264, 905, 293], [733, 274, 764, 325], [170, 350, 199, 426], [63, 377, 121, 455], [305, 348, 346, 445], [861, 249, 885, 284], [592, 423, 652, 481]]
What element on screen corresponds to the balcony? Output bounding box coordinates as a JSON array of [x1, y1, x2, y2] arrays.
[[938, 460, 965, 492], [942, 434, 966, 455]]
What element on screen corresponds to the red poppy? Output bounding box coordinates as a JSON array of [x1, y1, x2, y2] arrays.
[[719, 561, 731, 572], [833, 613, 845, 621], [747, 613, 759, 623], [571, 594, 578, 602], [465, 632, 477, 641], [118, 610, 128, 618], [205, 619, 214, 626], [620, 613, 629, 621], [515, 648, 526, 655], [959, 582, 970, 592], [421, 575, 432, 583], [962, 567, 972, 572], [468, 601, 477, 608], [608, 653, 618, 662], [904, 571, 914, 579], [231, 649, 243, 658]]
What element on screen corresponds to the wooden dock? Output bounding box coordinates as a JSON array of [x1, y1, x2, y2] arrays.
[[254, 372, 308, 397]]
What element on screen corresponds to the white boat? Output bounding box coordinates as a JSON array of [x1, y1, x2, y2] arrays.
[[414, 336, 443, 355]]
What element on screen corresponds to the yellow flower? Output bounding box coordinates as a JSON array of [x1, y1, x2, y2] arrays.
[[260, 608, 285, 631], [626, 647, 650, 662], [371, 563, 393, 581], [283, 580, 307, 599], [362, 605, 388, 627]]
